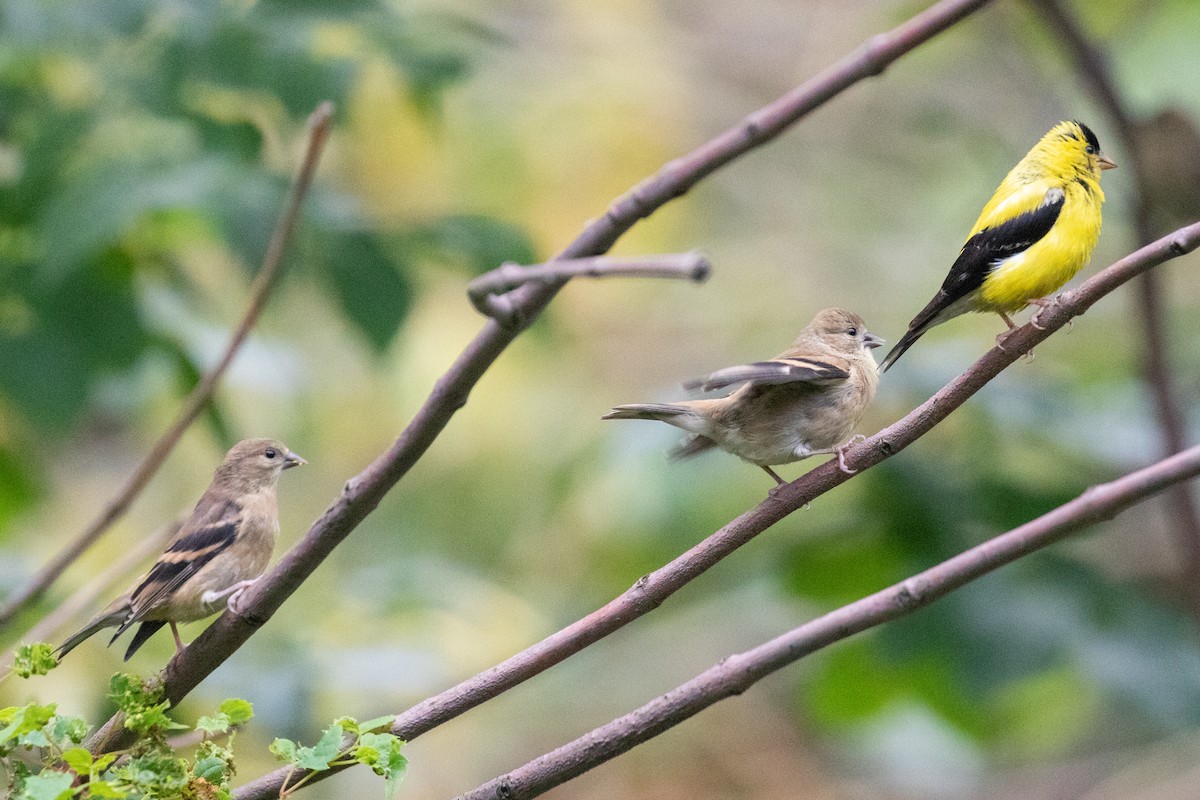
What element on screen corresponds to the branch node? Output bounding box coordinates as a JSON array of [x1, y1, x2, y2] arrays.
[[893, 578, 923, 612], [236, 608, 270, 629], [487, 293, 527, 330], [878, 439, 895, 456], [862, 33, 892, 75]]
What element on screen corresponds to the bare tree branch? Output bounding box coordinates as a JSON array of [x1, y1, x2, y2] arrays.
[[458, 443, 1200, 800], [84, 0, 999, 759], [0, 102, 337, 629], [1029, 0, 1200, 613], [467, 253, 711, 322], [232, 222, 1200, 799]]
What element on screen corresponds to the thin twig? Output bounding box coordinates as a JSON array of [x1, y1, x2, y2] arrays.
[[84, 0, 997, 762], [231, 223, 1200, 799], [467, 253, 711, 323], [0, 102, 336, 630], [457, 444, 1200, 800], [1029, 0, 1200, 616]]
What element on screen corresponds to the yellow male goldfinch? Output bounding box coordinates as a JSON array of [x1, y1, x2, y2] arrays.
[[57, 438, 305, 662], [603, 308, 882, 485], [881, 120, 1116, 370]]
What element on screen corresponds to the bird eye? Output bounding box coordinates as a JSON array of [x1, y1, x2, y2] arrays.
[[1085, 144, 1096, 154], [847, 327, 858, 337], [265, 448, 277, 459]]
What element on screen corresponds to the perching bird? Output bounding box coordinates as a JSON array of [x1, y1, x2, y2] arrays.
[[881, 120, 1116, 370], [57, 438, 305, 662], [603, 308, 883, 485]]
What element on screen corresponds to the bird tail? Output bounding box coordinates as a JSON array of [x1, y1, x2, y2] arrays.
[[121, 621, 166, 661], [56, 607, 128, 660], [601, 403, 691, 422], [879, 324, 930, 372]]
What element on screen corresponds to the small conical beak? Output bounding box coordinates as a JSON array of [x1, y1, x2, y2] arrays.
[[863, 332, 885, 349], [1098, 153, 1118, 170], [283, 451, 307, 469]]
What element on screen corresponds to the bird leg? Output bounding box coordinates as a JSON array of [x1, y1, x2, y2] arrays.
[[994, 311, 1036, 360], [993, 312, 1018, 350], [169, 622, 185, 653], [762, 465, 790, 497]]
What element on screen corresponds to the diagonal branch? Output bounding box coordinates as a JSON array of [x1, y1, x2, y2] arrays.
[[232, 223, 1200, 799], [0, 102, 336, 630], [458, 443, 1200, 800], [1029, 0, 1200, 614], [84, 0, 998, 758], [466, 253, 711, 322]]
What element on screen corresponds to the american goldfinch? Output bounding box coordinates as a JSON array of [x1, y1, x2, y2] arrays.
[[881, 120, 1116, 370], [57, 438, 305, 662], [603, 308, 883, 484]]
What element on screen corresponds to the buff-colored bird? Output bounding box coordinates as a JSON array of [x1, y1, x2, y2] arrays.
[[57, 438, 305, 661], [882, 120, 1116, 370], [603, 308, 882, 485]]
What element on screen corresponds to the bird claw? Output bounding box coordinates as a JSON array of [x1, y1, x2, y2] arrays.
[[201, 578, 260, 614], [836, 435, 867, 474], [1028, 295, 1061, 330], [761, 465, 787, 493], [226, 579, 259, 614]]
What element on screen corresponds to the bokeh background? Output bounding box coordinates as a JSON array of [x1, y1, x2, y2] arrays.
[[2, 0, 1200, 797]]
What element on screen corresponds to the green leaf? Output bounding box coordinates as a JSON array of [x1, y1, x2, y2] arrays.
[[322, 231, 413, 352], [60, 746, 93, 774], [355, 731, 407, 797], [50, 715, 90, 746], [92, 753, 118, 773], [194, 715, 230, 735], [192, 755, 228, 783], [295, 724, 346, 771], [0, 703, 56, 744], [86, 780, 128, 799], [15, 770, 74, 800], [12, 643, 57, 678], [357, 715, 396, 734], [109, 673, 185, 735], [269, 738, 298, 763], [218, 698, 254, 726], [332, 716, 360, 735]]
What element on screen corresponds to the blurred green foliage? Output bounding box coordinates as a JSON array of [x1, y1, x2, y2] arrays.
[[0, 0, 533, 431], [0, 0, 534, 541]]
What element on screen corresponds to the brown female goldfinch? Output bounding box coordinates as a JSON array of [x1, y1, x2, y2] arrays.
[[57, 438, 305, 661], [881, 120, 1116, 370], [603, 308, 882, 484]]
